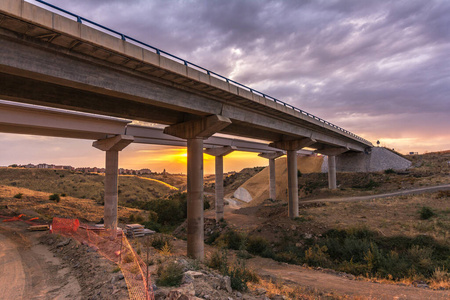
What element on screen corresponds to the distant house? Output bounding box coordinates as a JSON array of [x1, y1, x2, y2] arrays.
[[139, 168, 152, 174], [37, 163, 48, 169], [409, 152, 418, 155]]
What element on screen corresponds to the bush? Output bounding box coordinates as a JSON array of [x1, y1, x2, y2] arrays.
[[156, 261, 184, 287], [143, 220, 161, 232], [208, 249, 228, 274], [49, 193, 60, 203], [207, 250, 258, 292], [151, 235, 173, 251], [304, 245, 331, 267], [222, 230, 247, 250], [384, 168, 396, 174], [228, 260, 259, 291], [13, 193, 23, 199], [419, 206, 435, 220], [246, 236, 270, 256]]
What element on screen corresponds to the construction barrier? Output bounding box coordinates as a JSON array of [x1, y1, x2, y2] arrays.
[[52, 218, 154, 300]]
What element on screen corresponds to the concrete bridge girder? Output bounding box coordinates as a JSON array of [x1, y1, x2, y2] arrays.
[[0, 29, 368, 153]]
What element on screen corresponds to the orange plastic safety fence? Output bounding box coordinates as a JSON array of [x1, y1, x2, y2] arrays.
[[51, 217, 79, 233], [51, 218, 154, 300]]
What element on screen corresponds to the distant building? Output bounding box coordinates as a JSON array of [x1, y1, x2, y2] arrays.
[[409, 152, 419, 155]]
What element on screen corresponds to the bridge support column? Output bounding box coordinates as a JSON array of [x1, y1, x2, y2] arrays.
[[204, 146, 235, 222], [270, 138, 316, 218], [93, 135, 134, 237], [287, 150, 298, 218], [164, 115, 231, 260], [328, 155, 337, 189], [258, 151, 284, 200], [314, 147, 349, 190]]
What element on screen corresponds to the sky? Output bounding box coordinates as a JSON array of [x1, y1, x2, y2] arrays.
[[1, 0, 449, 173]]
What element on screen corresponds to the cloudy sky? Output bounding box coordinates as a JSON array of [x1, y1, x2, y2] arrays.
[[1, 0, 449, 173]]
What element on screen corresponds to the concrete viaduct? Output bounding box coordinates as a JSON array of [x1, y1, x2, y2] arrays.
[[0, 1, 373, 260]]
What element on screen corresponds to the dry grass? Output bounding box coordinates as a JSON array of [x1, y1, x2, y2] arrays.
[[305, 192, 450, 243], [0, 168, 177, 205], [0, 185, 144, 222]]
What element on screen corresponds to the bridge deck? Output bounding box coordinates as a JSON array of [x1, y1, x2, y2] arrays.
[[0, 0, 372, 152]]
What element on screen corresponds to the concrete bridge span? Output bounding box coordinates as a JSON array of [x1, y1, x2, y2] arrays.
[[0, 0, 375, 259]]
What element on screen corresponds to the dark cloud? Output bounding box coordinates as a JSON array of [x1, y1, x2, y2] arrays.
[[17, 0, 450, 154]]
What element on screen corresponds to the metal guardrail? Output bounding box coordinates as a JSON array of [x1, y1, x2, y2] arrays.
[[34, 0, 371, 145]]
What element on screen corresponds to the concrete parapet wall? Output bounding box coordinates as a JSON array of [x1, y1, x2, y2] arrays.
[[335, 147, 411, 172]]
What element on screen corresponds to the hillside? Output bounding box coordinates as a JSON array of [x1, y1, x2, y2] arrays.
[[234, 156, 324, 205], [0, 168, 178, 206], [235, 151, 450, 205], [0, 185, 145, 223]]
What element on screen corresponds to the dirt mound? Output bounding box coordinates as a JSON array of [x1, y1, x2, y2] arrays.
[[234, 156, 324, 206]]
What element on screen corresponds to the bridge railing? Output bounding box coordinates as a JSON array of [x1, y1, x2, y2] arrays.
[[33, 0, 371, 145]]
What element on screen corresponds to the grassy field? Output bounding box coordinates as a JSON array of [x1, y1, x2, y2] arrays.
[[0, 185, 145, 223], [296, 152, 450, 200], [0, 168, 177, 206]]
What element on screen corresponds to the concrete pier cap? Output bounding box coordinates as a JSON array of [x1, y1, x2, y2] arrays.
[[269, 138, 316, 218], [204, 146, 236, 222], [164, 115, 231, 260], [93, 135, 134, 238]]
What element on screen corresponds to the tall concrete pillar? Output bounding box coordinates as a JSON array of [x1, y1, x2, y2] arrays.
[[187, 138, 204, 260], [287, 150, 299, 218], [215, 155, 224, 221], [269, 138, 316, 219], [314, 147, 349, 190], [268, 158, 276, 200], [204, 146, 235, 222], [104, 150, 119, 232], [164, 115, 232, 260], [328, 155, 337, 189], [93, 135, 134, 237], [258, 151, 284, 201]]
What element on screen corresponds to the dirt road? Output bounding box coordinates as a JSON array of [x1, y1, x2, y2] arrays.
[[0, 232, 26, 298], [248, 256, 450, 299], [303, 184, 450, 204], [0, 223, 81, 299]]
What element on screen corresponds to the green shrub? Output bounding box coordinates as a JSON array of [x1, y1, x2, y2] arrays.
[[61, 193, 66, 197], [228, 260, 259, 291], [208, 249, 228, 274], [156, 261, 184, 287], [419, 206, 435, 220], [246, 236, 270, 256], [222, 230, 247, 250], [49, 193, 60, 203], [384, 168, 396, 174], [304, 245, 331, 267], [143, 220, 161, 232], [13, 193, 23, 199], [205, 231, 221, 245], [151, 235, 173, 251]]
